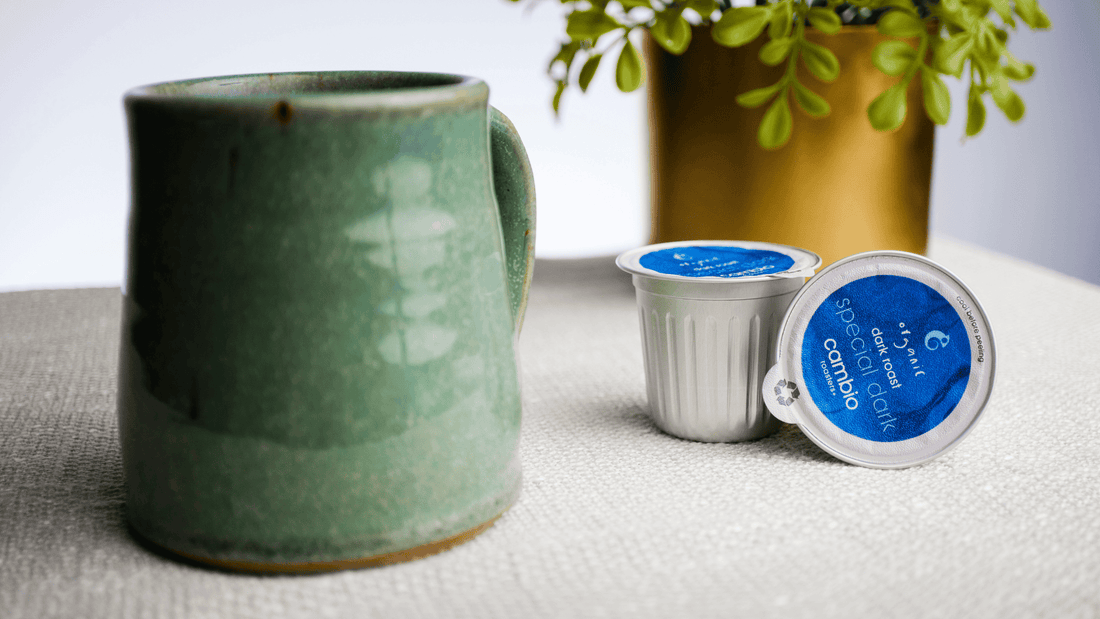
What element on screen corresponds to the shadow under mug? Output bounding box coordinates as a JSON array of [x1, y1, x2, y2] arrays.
[[117, 71, 536, 572]]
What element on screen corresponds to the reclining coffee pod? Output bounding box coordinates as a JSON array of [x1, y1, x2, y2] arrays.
[[617, 241, 822, 442], [761, 251, 996, 468]]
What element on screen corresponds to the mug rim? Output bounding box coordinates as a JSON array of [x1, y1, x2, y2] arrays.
[[124, 70, 488, 111]]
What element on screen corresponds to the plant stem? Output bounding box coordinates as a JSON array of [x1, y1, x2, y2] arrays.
[[784, 5, 806, 89], [903, 27, 930, 85]]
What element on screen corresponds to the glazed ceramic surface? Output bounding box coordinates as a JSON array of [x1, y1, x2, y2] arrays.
[[118, 72, 536, 568]]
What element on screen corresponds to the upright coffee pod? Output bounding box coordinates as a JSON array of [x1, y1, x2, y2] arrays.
[[617, 241, 821, 442], [762, 251, 996, 468]]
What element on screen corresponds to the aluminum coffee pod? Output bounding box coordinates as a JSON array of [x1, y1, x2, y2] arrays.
[[762, 251, 996, 468], [617, 241, 821, 442]]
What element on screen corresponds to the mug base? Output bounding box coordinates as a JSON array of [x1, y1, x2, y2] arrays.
[[136, 513, 504, 574]]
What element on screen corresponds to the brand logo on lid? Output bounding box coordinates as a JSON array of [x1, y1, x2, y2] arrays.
[[924, 330, 950, 350]]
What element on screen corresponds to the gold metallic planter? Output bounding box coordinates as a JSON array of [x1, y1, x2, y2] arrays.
[[646, 26, 935, 267]]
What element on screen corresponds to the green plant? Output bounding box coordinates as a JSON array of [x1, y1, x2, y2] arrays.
[[508, 0, 1050, 148]]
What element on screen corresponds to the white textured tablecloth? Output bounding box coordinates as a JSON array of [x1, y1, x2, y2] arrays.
[[2, 237, 1098, 618]]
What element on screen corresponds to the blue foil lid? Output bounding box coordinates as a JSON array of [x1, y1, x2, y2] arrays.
[[639, 245, 795, 278], [617, 241, 821, 282], [762, 251, 996, 469]]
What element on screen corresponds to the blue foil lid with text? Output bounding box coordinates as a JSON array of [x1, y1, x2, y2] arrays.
[[617, 240, 821, 282], [762, 251, 996, 468]]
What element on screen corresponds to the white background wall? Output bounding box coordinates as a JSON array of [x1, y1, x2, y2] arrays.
[[1, 0, 1097, 291]]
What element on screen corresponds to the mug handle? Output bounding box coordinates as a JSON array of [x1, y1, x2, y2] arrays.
[[489, 107, 537, 336]]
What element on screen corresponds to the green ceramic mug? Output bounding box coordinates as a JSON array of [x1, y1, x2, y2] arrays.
[[117, 71, 535, 572]]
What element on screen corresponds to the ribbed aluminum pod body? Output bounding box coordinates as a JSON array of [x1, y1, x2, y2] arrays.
[[618, 241, 821, 443], [632, 276, 805, 442]]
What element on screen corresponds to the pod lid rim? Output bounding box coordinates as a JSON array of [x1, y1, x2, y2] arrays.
[[616, 240, 822, 283]]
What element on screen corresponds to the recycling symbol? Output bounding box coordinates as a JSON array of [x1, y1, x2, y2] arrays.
[[774, 379, 800, 407]]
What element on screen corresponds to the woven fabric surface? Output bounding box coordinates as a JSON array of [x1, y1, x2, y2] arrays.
[[1, 237, 1098, 618]]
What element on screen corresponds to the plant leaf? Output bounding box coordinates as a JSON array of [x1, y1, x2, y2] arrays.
[[768, 2, 793, 40], [760, 37, 795, 66], [877, 9, 925, 38], [566, 9, 621, 42], [619, 0, 652, 10], [616, 39, 644, 92], [711, 6, 769, 47], [578, 54, 602, 92], [793, 82, 831, 117], [867, 83, 909, 131], [548, 41, 581, 76], [552, 80, 566, 115], [652, 11, 692, 55], [1003, 57, 1036, 81], [991, 76, 1025, 121], [977, 27, 1001, 55], [872, 40, 916, 77], [921, 68, 950, 125], [971, 50, 999, 79], [736, 83, 782, 108], [1015, 0, 1052, 29], [801, 40, 840, 81], [806, 7, 842, 35], [758, 92, 793, 149], [934, 33, 972, 77], [966, 89, 986, 136], [684, 0, 719, 20], [989, 0, 1014, 23]]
